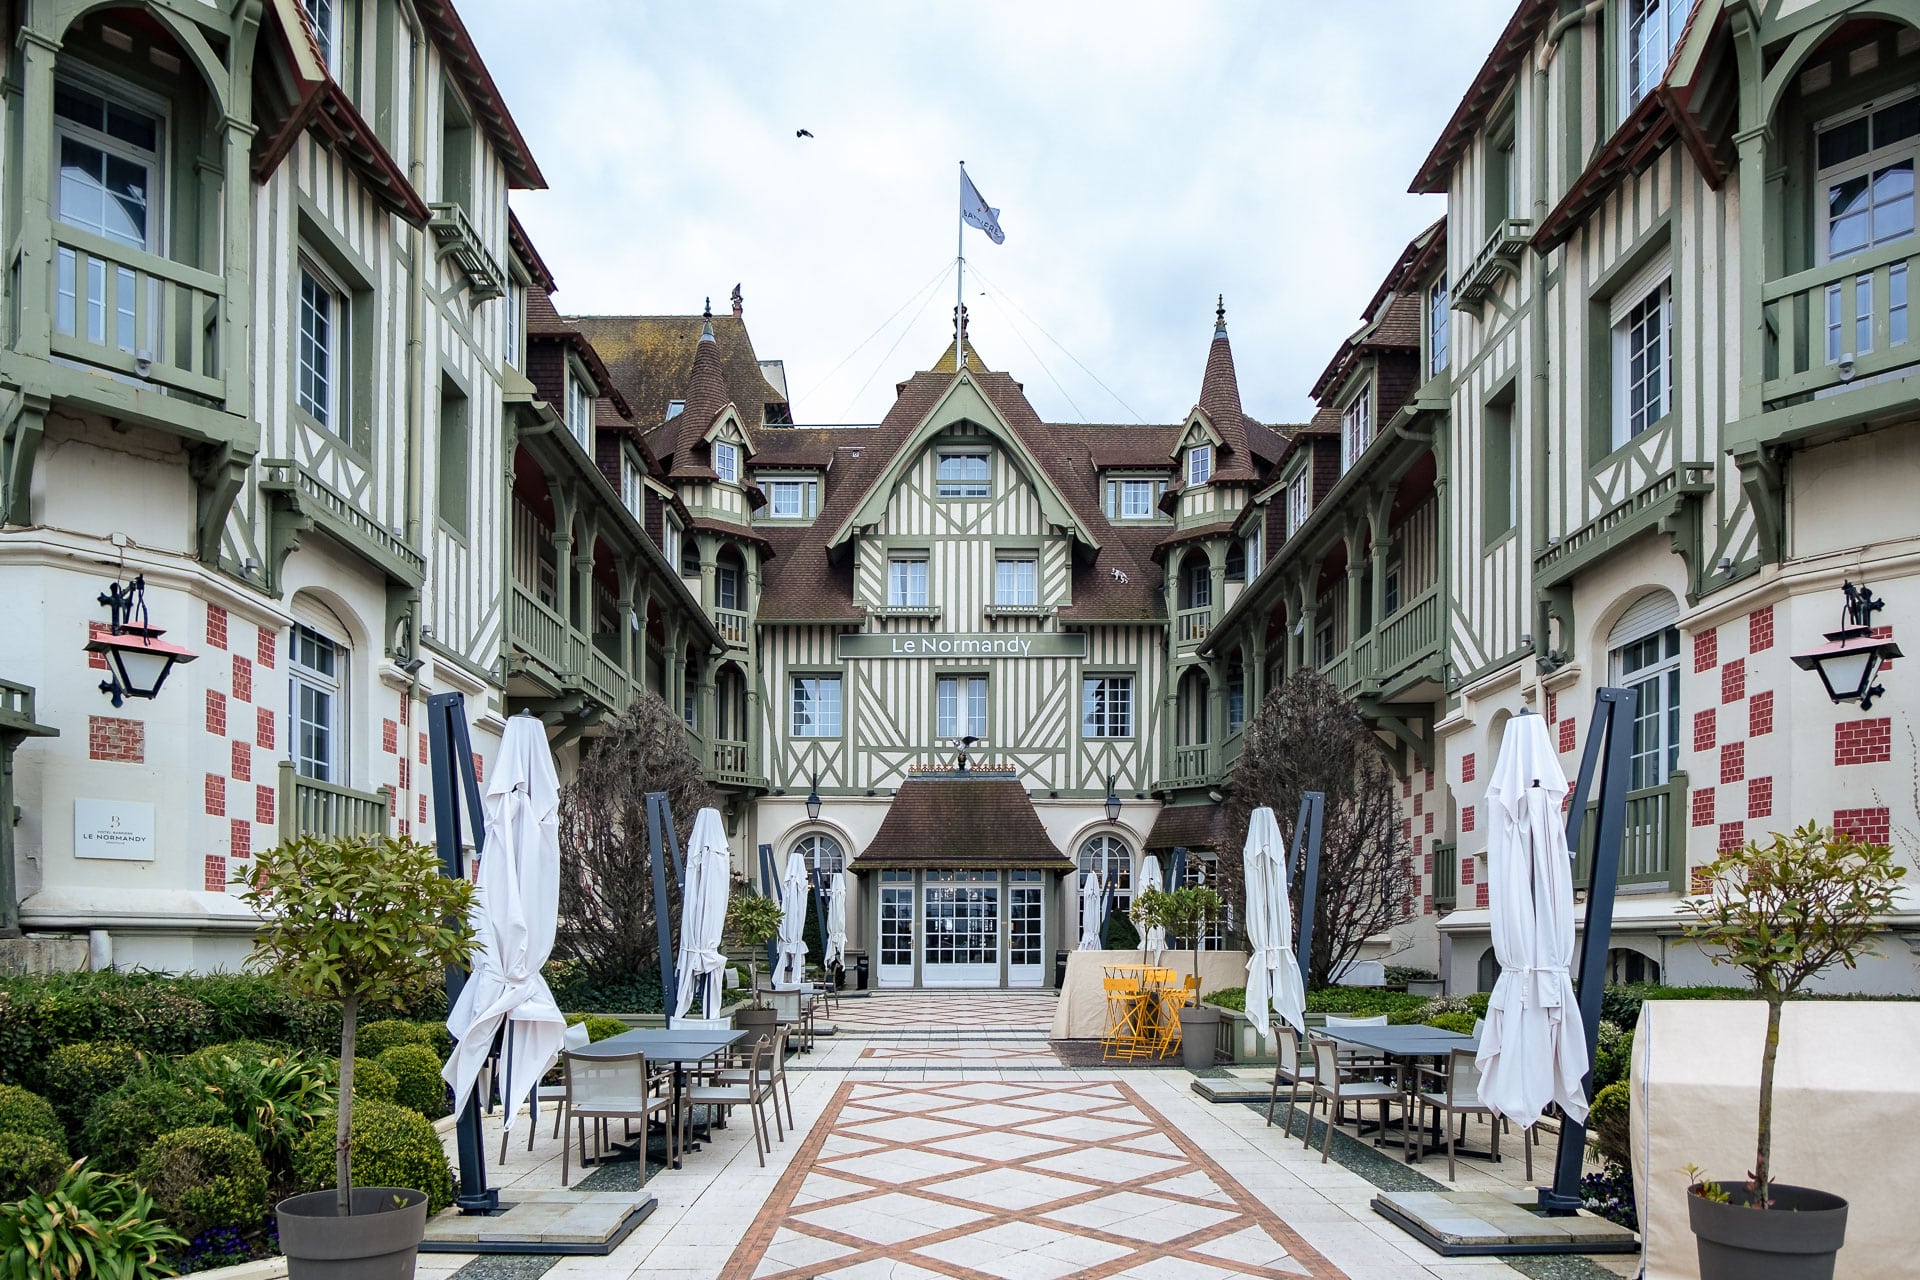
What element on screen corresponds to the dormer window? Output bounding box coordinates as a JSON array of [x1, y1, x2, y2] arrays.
[[564, 366, 594, 450], [1187, 444, 1213, 486], [620, 455, 644, 521], [1623, 0, 1691, 113], [667, 399, 685, 418], [766, 478, 817, 518], [712, 440, 740, 483], [1340, 383, 1374, 471], [1287, 471, 1311, 534]]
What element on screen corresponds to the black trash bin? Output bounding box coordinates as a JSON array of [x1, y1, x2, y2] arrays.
[[854, 951, 870, 991], [1054, 950, 1069, 990]]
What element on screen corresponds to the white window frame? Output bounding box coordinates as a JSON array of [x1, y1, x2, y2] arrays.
[[1622, 0, 1690, 115], [504, 279, 524, 369], [936, 674, 988, 740], [1077, 835, 1133, 917], [1815, 95, 1917, 364], [289, 623, 348, 784], [663, 516, 683, 577], [620, 454, 644, 522], [302, 0, 344, 78], [994, 555, 1037, 606], [1427, 275, 1450, 377], [766, 477, 816, 519], [1243, 526, 1263, 577], [1287, 471, 1311, 534], [1184, 558, 1212, 610], [564, 363, 595, 451], [887, 554, 928, 608], [52, 73, 165, 254], [790, 675, 842, 738], [1108, 477, 1160, 520], [1608, 596, 1682, 790], [712, 439, 740, 484], [1187, 443, 1213, 486], [1081, 674, 1134, 739], [296, 257, 348, 436], [936, 449, 990, 499], [1340, 383, 1373, 471], [793, 832, 845, 875], [715, 561, 741, 611], [1610, 259, 1673, 448]]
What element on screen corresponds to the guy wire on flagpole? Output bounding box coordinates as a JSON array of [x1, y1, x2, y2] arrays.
[[956, 161, 967, 371]]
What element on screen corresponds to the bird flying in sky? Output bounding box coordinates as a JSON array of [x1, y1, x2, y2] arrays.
[[795, 129, 813, 138]]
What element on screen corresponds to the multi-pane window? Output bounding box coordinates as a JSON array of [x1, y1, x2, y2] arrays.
[[715, 562, 740, 612], [887, 555, 928, 608], [1624, 0, 1691, 111], [712, 440, 740, 483], [1340, 384, 1373, 471], [564, 368, 594, 451], [1106, 477, 1162, 519], [1077, 835, 1132, 918], [793, 832, 845, 876], [1187, 444, 1212, 486], [1184, 558, 1212, 610], [994, 556, 1037, 606], [301, 0, 342, 77], [620, 455, 644, 521], [790, 675, 842, 737], [289, 625, 346, 783], [1428, 275, 1450, 376], [936, 675, 987, 739], [766, 478, 817, 518], [1176, 854, 1227, 949], [1614, 278, 1672, 446], [663, 518, 683, 576], [297, 264, 344, 433], [505, 281, 524, 368], [1081, 675, 1134, 739], [1224, 541, 1246, 582], [1227, 655, 1246, 732], [1287, 472, 1311, 534], [1611, 613, 1681, 790], [936, 449, 990, 498], [1818, 97, 1916, 362], [53, 80, 158, 251], [1243, 527, 1263, 577]]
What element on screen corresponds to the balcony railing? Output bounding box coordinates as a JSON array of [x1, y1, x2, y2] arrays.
[[1165, 745, 1211, 787], [1572, 770, 1689, 896], [1320, 635, 1371, 696], [1376, 586, 1442, 681], [278, 763, 391, 841], [509, 585, 571, 675], [711, 738, 752, 784], [1432, 840, 1458, 912], [714, 607, 749, 646], [427, 202, 506, 301], [48, 227, 224, 400], [1762, 241, 1915, 406], [579, 642, 631, 713], [1176, 607, 1212, 647]]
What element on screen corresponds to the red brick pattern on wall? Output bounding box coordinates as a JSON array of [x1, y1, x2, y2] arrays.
[[1834, 718, 1892, 766], [204, 855, 227, 893], [1834, 806, 1892, 845], [205, 689, 227, 736], [1462, 752, 1476, 784], [1750, 689, 1775, 737], [1558, 717, 1576, 754], [418, 794, 428, 824], [87, 622, 112, 669], [232, 654, 253, 703], [1476, 883, 1490, 909], [1721, 741, 1746, 784], [88, 715, 144, 762], [1694, 626, 1718, 673], [256, 706, 275, 750], [230, 739, 251, 782], [398, 757, 410, 791], [1750, 606, 1774, 653], [1690, 866, 1714, 894], [1721, 658, 1746, 704], [417, 734, 427, 765], [206, 604, 228, 650], [1462, 805, 1476, 833], [255, 784, 276, 826], [1424, 811, 1435, 835], [472, 752, 484, 785], [1718, 821, 1745, 852], [1691, 786, 1716, 827], [1413, 792, 1423, 816], [1692, 709, 1717, 753], [1547, 691, 1558, 724], [229, 819, 251, 860], [382, 719, 399, 754], [1460, 857, 1475, 886], [256, 626, 277, 669], [1424, 769, 1433, 793], [205, 773, 225, 817], [1748, 776, 1773, 819]]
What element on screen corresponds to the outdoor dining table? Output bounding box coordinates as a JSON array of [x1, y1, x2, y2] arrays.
[[1325, 1024, 1483, 1162], [567, 1026, 747, 1168]]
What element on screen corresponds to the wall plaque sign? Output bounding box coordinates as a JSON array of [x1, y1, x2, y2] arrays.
[[836, 632, 1087, 660], [74, 798, 156, 862]]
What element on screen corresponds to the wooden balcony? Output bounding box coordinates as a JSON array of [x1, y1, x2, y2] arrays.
[[1572, 771, 1689, 896], [710, 738, 756, 787], [1375, 587, 1442, 684], [508, 585, 571, 678], [1163, 745, 1212, 789], [1319, 634, 1371, 697], [278, 763, 391, 842], [578, 641, 631, 714], [1176, 607, 1212, 647], [47, 227, 224, 401], [714, 607, 749, 647]]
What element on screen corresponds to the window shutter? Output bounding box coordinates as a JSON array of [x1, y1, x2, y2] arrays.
[[1607, 589, 1680, 648]]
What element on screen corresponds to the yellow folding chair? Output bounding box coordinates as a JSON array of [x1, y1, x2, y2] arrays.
[[1101, 976, 1150, 1060]]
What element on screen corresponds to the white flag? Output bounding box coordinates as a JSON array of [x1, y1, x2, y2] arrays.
[[961, 169, 1005, 245]]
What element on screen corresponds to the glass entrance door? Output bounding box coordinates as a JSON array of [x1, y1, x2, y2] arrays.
[[1008, 870, 1045, 988], [922, 870, 1000, 987], [877, 870, 915, 988]]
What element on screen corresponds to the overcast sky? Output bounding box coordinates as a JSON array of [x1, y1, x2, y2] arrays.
[[463, 1, 1512, 428]]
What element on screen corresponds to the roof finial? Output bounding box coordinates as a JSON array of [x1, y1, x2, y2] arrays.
[[1214, 294, 1227, 336], [700, 297, 715, 342], [953, 303, 969, 342]]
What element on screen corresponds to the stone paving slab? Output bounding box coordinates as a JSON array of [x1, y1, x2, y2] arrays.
[[1371, 1190, 1638, 1256], [421, 1191, 654, 1253]]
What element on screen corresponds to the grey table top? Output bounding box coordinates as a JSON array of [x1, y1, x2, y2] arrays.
[[566, 1027, 746, 1063], [1324, 1024, 1477, 1057]]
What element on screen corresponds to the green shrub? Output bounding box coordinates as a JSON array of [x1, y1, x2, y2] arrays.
[[1590, 1021, 1633, 1092], [1587, 1080, 1632, 1169], [1202, 987, 1247, 1012], [377, 1043, 448, 1119], [1306, 986, 1430, 1019], [0, 1082, 65, 1147], [344, 1056, 398, 1104], [1424, 1011, 1479, 1035], [81, 1078, 227, 1173], [41, 1040, 147, 1132], [180, 1038, 294, 1073], [291, 1101, 455, 1213], [356, 1019, 433, 1058], [173, 1046, 334, 1181], [135, 1125, 269, 1239], [0, 1161, 184, 1279], [1385, 965, 1437, 984], [1104, 910, 1141, 950], [581, 1016, 628, 1043], [0, 1131, 69, 1201]]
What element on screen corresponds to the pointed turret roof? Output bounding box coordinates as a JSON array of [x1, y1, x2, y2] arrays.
[[1197, 295, 1244, 425], [1188, 297, 1275, 483], [657, 300, 737, 479]]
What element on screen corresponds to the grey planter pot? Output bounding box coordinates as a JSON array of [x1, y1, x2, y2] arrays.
[[276, 1187, 429, 1280], [733, 1005, 780, 1045], [1689, 1182, 1848, 1280], [1181, 1005, 1221, 1070]]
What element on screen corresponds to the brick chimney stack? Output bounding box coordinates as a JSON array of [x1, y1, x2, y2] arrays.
[[730, 283, 743, 319]]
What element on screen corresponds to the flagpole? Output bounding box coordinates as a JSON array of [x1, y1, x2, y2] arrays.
[[956, 161, 967, 371]]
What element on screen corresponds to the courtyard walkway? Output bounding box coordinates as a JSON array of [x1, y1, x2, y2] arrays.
[[423, 993, 1636, 1280]]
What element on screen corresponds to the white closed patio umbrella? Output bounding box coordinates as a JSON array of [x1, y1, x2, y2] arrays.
[[1138, 854, 1168, 959], [442, 715, 568, 1141], [671, 808, 731, 1023], [1078, 869, 1105, 950], [1476, 712, 1590, 1127], [823, 871, 847, 970], [1242, 807, 1307, 1044], [772, 849, 809, 985]]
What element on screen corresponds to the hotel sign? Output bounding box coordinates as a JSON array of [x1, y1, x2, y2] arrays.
[[74, 798, 156, 862], [837, 633, 1087, 660]]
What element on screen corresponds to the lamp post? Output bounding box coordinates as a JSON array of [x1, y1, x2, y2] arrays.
[[1104, 775, 1122, 823], [84, 576, 197, 706], [1791, 581, 1902, 710], [805, 774, 822, 821]]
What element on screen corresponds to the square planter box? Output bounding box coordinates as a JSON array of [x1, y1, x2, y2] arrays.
[[1215, 1008, 1277, 1066]]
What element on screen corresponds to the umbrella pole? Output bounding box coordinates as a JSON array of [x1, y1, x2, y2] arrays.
[[647, 793, 679, 1024], [426, 691, 499, 1216], [1539, 687, 1637, 1214], [1291, 793, 1324, 990], [759, 843, 779, 980]]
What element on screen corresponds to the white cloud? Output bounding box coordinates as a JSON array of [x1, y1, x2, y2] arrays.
[[462, 0, 1511, 426]]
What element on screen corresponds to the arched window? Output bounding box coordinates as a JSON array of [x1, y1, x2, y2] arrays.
[[1077, 834, 1133, 914], [1607, 948, 1661, 985], [793, 833, 844, 876], [1477, 946, 1503, 993], [1608, 591, 1682, 789], [288, 596, 353, 786]]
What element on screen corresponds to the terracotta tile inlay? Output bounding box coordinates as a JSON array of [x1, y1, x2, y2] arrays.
[[721, 1076, 1343, 1280]]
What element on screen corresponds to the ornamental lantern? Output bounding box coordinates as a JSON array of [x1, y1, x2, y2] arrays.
[[84, 576, 198, 707], [1790, 581, 1901, 710]]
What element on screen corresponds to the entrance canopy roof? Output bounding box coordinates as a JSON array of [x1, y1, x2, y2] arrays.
[[855, 779, 1072, 872]]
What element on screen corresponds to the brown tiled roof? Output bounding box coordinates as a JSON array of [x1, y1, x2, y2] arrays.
[[411, 0, 545, 189], [750, 428, 845, 469], [1409, 1, 1553, 194], [1145, 803, 1231, 852], [527, 286, 634, 420], [508, 211, 557, 293], [573, 314, 789, 448], [1089, 430, 1182, 469], [1192, 305, 1265, 482], [1154, 518, 1240, 562], [1309, 221, 1438, 401], [690, 515, 774, 552], [855, 779, 1071, 871]]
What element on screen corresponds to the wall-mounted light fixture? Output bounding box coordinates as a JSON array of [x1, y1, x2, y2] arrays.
[[1792, 581, 1901, 710], [85, 576, 197, 707], [805, 774, 822, 821], [1104, 775, 1122, 824]]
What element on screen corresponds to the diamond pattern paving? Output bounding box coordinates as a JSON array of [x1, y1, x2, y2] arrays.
[[721, 1076, 1341, 1280]]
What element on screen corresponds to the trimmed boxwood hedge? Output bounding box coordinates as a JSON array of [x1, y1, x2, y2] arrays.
[[135, 1125, 269, 1239], [0, 1083, 65, 1148], [377, 1043, 449, 1119], [41, 1040, 146, 1132], [81, 1079, 228, 1174], [0, 1131, 68, 1201], [291, 1101, 455, 1213]]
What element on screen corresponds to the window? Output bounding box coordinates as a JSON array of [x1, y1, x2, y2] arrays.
[[1187, 444, 1213, 486], [715, 561, 741, 611], [1081, 675, 1134, 739], [1818, 97, 1916, 361], [936, 449, 989, 498], [1287, 472, 1311, 535], [887, 555, 928, 608], [1224, 541, 1246, 582], [289, 624, 346, 783], [1106, 477, 1162, 519], [794, 833, 845, 876], [1183, 558, 1212, 610], [301, 0, 342, 77], [1483, 387, 1517, 539], [438, 383, 469, 535], [1608, 592, 1682, 789], [504, 280, 524, 368], [620, 455, 645, 522], [712, 440, 740, 484], [1428, 275, 1450, 376], [440, 83, 473, 211], [1624, 0, 1691, 112], [297, 263, 346, 433], [1175, 853, 1226, 949], [766, 478, 817, 518], [936, 675, 987, 739], [1340, 384, 1374, 470], [1613, 277, 1672, 446], [1314, 616, 1336, 667], [53, 79, 160, 252], [995, 556, 1037, 606], [1243, 527, 1263, 577], [1485, 114, 1517, 236], [663, 517, 683, 576], [791, 675, 841, 737], [564, 367, 594, 451], [679, 530, 700, 577], [1077, 835, 1132, 918], [1228, 654, 1247, 732]]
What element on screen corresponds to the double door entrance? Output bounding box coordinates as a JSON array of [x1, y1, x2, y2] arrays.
[[876, 868, 1047, 988]]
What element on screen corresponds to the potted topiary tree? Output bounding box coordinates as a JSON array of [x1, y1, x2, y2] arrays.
[[1679, 822, 1905, 1280], [1137, 884, 1225, 1069], [237, 833, 476, 1279], [727, 889, 786, 1042]]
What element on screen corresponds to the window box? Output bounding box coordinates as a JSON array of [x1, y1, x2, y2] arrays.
[[1456, 219, 1533, 306], [428, 202, 506, 301]]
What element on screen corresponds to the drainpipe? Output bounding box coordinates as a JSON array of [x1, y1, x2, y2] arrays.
[[404, 29, 429, 553]]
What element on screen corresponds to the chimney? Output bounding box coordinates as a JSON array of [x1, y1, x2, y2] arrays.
[[730, 283, 743, 320]]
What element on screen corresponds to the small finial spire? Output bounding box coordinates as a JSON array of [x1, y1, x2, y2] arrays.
[[700, 297, 715, 342], [1215, 294, 1227, 334]]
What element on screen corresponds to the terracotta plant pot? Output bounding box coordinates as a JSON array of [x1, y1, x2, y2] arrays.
[[276, 1187, 429, 1280], [1688, 1182, 1848, 1280]]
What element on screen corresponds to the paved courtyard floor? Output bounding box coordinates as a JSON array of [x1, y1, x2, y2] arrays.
[[423, 992, 1640, 1280]]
